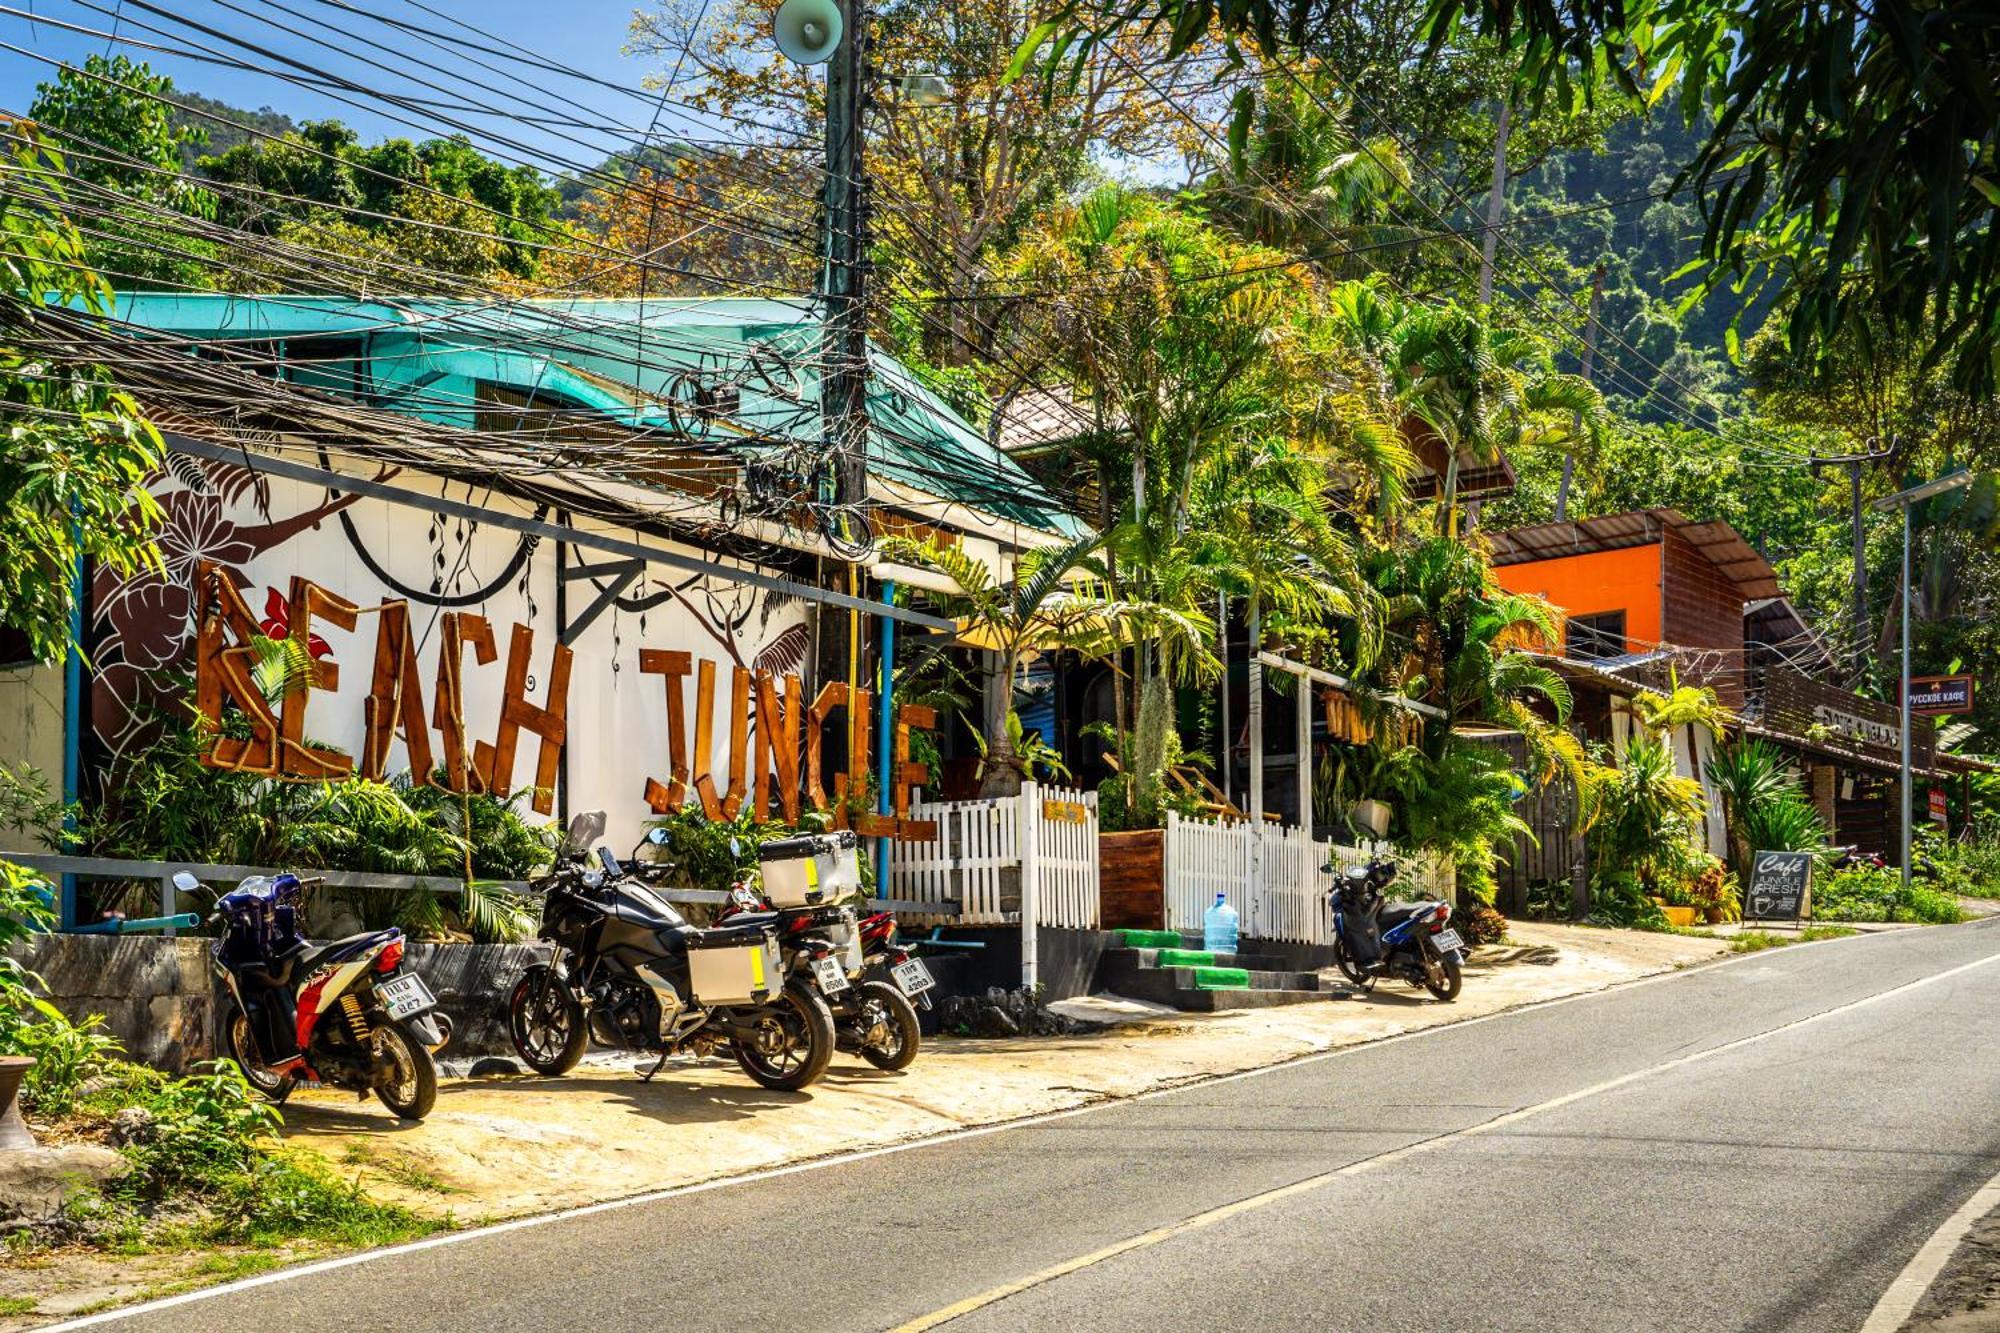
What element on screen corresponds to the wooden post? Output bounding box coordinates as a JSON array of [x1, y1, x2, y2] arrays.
[[1296, 678, 1312, 838]]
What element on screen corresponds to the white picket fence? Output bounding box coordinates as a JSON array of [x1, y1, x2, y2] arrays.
[[889, 782, 1100, 928], [1162, 811, 1451, 946]]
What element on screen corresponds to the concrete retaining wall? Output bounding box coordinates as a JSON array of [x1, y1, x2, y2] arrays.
[[11, 935, 540, 1072]]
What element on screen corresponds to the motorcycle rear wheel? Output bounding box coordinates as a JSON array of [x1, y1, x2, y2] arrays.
[[852, 980, 921, 1071], [733, 981, 835, 1091], [224, 1006, 296, 1104], [1422, 952, 1463, 1003], [509, 965, 588, 1076], [373, 1022, 438, 1120], [1333, 937, 1375, 993]]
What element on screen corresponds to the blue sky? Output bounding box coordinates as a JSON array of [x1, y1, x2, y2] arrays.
[[0, 0, 700, 176]]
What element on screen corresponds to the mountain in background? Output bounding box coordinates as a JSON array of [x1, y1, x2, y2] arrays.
[[1520, 101, 1764, 421], [167, 91, 295, 169]]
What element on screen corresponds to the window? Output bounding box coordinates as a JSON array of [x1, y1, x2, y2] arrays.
[[1567, 610, 1628, 661]]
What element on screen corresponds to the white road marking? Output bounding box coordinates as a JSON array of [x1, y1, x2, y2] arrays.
[[893, 945, 2000, 1330], [1859, 1163, 2000, 1332], [37, 923, 1964, 1330]]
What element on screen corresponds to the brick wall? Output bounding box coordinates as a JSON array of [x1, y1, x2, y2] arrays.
[[1660, 526, 1747, 707]]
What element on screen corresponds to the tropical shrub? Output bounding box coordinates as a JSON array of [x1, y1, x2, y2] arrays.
[[1588, 870, 1671, 930], [1813, 864, 1964, 925], [1591, 735, 1707, 891], [1683, 857, 1742, 924]]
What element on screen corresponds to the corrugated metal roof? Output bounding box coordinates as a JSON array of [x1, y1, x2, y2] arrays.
[[92, 294, 1085, 539], [1485, 508, 1780, 599]]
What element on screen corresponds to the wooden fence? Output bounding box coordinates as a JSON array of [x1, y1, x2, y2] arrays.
[[888, 782, 1100, 928]]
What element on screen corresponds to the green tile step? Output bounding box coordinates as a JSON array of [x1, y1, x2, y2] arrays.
[[1118, 929, 1183, 948], [1154, 948, 1216, 968], [1190, 966, 1251, 990]]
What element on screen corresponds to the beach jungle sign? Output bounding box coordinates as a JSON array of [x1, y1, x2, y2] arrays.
[[110, 456, 935, 845]]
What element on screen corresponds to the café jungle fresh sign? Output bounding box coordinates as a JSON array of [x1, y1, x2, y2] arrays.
[[193, 562, 938, 838]]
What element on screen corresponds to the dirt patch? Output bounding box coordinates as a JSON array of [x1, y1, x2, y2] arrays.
[[1904, 1210, 2000, 1331]]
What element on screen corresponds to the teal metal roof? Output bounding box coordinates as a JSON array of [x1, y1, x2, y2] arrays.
[[97, 293, 1082, 537]]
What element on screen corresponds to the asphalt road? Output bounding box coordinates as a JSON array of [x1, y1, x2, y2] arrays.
[[69, 919, 2000, 1333]]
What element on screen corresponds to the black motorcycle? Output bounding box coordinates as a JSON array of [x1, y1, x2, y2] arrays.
[[506, 813, 837, 1092], [1328, 858, 1466, 1002]]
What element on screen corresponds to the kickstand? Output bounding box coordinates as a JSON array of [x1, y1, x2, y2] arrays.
[[639, 1048, 670, 1083]]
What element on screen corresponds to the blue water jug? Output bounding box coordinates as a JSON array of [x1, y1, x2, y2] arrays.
[[1203, 893, 1239, 955]]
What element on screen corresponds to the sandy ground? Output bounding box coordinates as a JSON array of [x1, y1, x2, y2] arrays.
[[2, 921, 1724, 1323]]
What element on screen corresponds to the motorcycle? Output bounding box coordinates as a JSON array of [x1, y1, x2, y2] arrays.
[[506, 813, 838, 1092], [183, 868, 444, 1121], [1830, 844, 1887, 871], [1327, 857, 1466, 1002], [708, 831, 925, 1072]]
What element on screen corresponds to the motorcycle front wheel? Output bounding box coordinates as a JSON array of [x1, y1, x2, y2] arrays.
[[733, 981, 835, 1092], [224, 1005, 296, 1104], [1422, 949, 1463, 1003], [1333, 937, 1375, 993], [509, 964, 588, 1076], [373, 1021, 438, 1120], [851, 980, 921, 1071]]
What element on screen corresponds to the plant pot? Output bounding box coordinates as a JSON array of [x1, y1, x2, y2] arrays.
[[0, 1056, 36, 1150], [1099, 828, 1166, 930], [1649, 898, 1699, 929], [1352, 799, 1393, 840]]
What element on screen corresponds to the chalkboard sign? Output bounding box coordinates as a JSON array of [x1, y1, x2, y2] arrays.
[[1744, 850, 1813, 923]]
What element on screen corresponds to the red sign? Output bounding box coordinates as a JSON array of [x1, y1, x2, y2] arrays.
[[1930, 788, 1950, 828]]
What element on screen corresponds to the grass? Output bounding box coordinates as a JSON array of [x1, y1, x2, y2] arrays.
[[1728, 926, 1860, 954], [340, 1144, 463, 1196], [0, 1297, 37, 1316]]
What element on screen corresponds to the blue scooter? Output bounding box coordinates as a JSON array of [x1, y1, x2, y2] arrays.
[[1328, 858, 1466, 1001]]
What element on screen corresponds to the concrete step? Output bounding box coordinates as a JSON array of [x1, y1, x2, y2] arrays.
[[1098, 948, 1332, 1012], [1126, 946, 1294, 972]]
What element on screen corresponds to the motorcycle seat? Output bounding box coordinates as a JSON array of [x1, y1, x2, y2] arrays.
[[296, 928, 400, 976], [1377, 901, 1434, 927]]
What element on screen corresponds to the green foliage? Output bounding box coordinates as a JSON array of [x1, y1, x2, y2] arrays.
[[646, 805, 804, 895], [1591, 734, 1706, 889], [1730, 926, 1858, 954], [1813, 865, 1964, 926], [1588, 869, 1670, 930], [0, 122, 166, 664], [198, 119, 560, 279], [26, 55, 221, 288]]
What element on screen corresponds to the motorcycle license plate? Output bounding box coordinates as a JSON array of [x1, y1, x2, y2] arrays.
[[375, 972, 435, 1020], [811, 955, 851, 994], [891, 958, 935, 996], [1432, 929, 1465, 954]]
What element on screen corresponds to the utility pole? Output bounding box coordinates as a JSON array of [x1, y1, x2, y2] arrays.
[[1873, 470, 1973, 886], [1555, 262, 1605, 522], [821, 0, 871, 512], [1477, 98, 1511, 308], [1811, 441, 1892, 683]]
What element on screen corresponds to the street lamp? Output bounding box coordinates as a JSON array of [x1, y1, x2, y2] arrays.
[[1871, 468, 1973, 885]]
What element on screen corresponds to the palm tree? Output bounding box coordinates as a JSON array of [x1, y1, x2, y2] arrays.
[[880, 530, 1211, 795], [1326, 281, 1604, 520]]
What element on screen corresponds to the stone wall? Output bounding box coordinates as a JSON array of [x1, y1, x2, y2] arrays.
[[11, 935, 542, 1072], [12, 935, 216, 1071]]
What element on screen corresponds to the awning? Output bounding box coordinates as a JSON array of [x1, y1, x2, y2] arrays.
[[1744, 723, 1953, 782]]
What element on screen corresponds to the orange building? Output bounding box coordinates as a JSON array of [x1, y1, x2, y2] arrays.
[[1483, 510, 1781, 708]]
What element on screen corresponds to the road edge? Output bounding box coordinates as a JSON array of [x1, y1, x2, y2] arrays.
[[1860, 1165, 2000, 1332]]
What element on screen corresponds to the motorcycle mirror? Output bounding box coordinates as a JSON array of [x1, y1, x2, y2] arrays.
[[171, 870, 201, 894], [647, 827, 671, 847]]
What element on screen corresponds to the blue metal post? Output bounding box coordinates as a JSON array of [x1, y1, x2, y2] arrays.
[[59, 551, 83, 930], [876, 582, 896, 897]]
